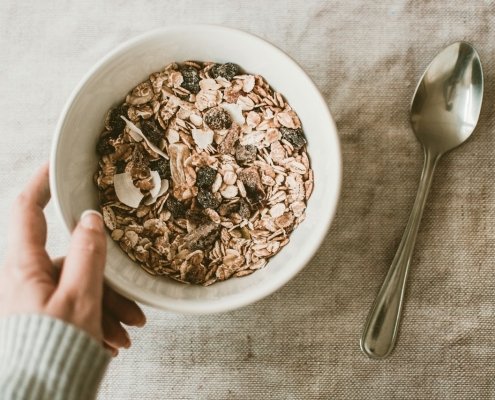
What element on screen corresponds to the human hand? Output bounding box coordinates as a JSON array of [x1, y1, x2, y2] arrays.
[[0, 163, 146, 356]]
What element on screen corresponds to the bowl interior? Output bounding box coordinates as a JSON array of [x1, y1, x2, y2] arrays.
[[51, 26, 341, 313]]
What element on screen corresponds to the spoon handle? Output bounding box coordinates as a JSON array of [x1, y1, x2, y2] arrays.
[[360, 148, 440, 359]]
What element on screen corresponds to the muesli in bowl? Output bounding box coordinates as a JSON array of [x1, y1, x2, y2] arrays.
[[94, 61, 313, 286]]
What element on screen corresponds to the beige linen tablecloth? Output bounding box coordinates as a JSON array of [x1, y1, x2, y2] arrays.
[[1, 1, 495, 398]]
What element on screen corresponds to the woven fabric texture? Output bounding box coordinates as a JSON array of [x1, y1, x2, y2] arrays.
[[1, 1, 494, 399]]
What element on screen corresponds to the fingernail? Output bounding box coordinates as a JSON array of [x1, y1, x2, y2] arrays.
[[80, 210, 104, 231], [124, 331, 132, 348], [137, 316, 146, 327], [136, 312, 147, 327]]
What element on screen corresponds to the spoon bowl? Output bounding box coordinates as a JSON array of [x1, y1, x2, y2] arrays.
[[411, 41, 483, 155], [361, 42, 483, 359]]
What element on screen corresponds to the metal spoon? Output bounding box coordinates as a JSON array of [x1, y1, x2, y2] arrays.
[[360, 42, 483, 359]]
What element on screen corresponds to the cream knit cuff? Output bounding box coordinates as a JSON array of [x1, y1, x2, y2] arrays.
[[0, 314, 110, 400]]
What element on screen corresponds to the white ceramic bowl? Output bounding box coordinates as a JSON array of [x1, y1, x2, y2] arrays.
[[50, 25, 341, 314]]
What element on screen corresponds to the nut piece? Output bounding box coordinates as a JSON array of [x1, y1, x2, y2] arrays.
[[183, 223, 220, 252], [238, 167, 265, 203], [235, 144, 257, 166]]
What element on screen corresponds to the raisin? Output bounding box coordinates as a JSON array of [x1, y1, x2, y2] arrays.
[[280, 127, 306, 150], [180, 66, 201, 94], [96, 135, 115, 155], [115, 160, 126, 174], [196, 166, 217, 188], [109, 104, 128, 137], [141, 119, 163, 146], [166, 196, 186, 219], [186, 209, 209, 226], [204, 107, 232, 130], [235, 143, 257, 166], [210, 63, 241, 81], [150, 159, 171, 179], [218, 201, 239, 217], [197, 189, 220, 209]]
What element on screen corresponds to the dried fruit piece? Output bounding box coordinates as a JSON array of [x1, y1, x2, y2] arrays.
[[108, 104, 128, 135], [196, 166, 217, 188], [184, 223, 220, 252], [218, 201, 239, 216], [180, 65, 201, 94], [96, 135, 115, 155], [165, 196, 186, 218], [141, 119, 163, 146], [235, 144, 257, 166], [217, 124, 240, 155], [149, 159, 171, 179], [210, 63, 241, 81], [186, 209, 209, 226], [197, 188, 220, 209], [121, 117, 169, 159], [238, 167, 265, 204], [204, 107, 232, 130], [115, 160, 126, 174], [280, 127, 306, 150]]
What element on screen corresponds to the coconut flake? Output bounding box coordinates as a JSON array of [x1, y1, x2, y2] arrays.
[[157, 179, 169, 196], [192, 128, 214, 150], [128, 128, 143, 142], [149, 170, 161, 198], [221, 103, 245, 125], [113, 172, 144, 208], [121, 116, 144, 142], [144, 179, 169, 205], [121, 116, 169, 159]]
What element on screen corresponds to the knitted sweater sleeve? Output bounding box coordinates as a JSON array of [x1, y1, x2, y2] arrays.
[[0, 314, 110, 400]]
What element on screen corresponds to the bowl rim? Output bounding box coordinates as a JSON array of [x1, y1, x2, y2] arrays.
[[49, 24, 342, 314]]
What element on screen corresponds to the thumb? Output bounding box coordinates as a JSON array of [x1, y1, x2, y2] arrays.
[[57, 210, 107, 303]]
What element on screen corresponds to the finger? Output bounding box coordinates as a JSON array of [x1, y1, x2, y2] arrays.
[[52, 257, 64, 270], [51, 257, 64, 280], [102, 313, 131, 349], [57, 210, 106, 302], [9, 163, 50, 254], [103, 286, 146, 327], [52, 258, 146, 328], [103, 342, 119, 357]]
